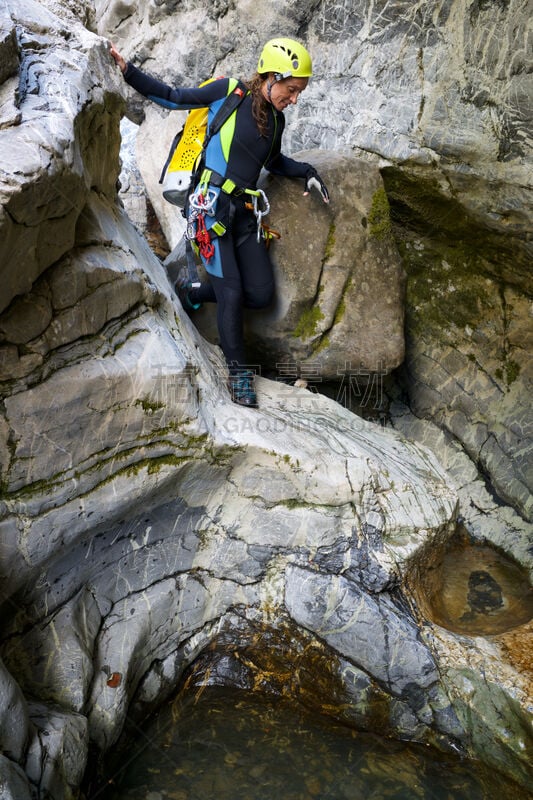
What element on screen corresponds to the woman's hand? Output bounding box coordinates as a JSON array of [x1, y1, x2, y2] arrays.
[[109, 43, 127, 74], [304, 167, 330, 203]]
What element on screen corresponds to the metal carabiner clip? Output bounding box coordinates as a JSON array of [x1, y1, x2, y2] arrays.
[[252, 190, 270, 242], [189, 187, 218, 216]]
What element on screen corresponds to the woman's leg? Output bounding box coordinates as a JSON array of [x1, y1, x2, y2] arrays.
[[208, 265, 246, 370], [188, 228, 274, 315], [198, 203, 274, 367], [186, 201, 275, 406], [236, 228, 275, 311], [184, 237, 248, 367]]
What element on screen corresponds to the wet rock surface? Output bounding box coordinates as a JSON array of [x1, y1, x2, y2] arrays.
[[410, 527, 533, 636]]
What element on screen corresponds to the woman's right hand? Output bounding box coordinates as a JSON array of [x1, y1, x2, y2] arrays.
[[109, 43, 127, 74]]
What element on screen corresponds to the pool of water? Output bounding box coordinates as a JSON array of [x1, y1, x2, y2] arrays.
[[414, 529, 533, 636], [98, 687, 533, 800]]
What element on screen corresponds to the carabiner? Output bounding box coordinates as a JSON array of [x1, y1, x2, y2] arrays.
[[188, 187, 218, 216], [252, 190, 270, 242]]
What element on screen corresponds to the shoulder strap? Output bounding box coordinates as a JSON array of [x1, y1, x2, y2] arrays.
[[182, 80, 248, 214], [159, 125, 185, 184], [204, 79, 247, 145]]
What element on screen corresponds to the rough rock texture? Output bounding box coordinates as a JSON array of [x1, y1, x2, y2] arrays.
[[0, 658, 32, 763], [0, 1, 532, 799], [0, 754, 33, 800], [0, 0, 123, 316], [134, 105, 185, 251], [387, 219, 532, 521], [252, 151, 405, 377]]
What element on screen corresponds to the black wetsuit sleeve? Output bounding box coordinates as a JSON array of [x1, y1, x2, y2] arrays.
[[123, 63, 229, 110], [266, 152, 312, 179]]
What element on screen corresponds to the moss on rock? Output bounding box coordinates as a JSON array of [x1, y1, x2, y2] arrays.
[[293, 305, 325, 340], [324, 222, 336, 260], [368, 187, 392, 240]]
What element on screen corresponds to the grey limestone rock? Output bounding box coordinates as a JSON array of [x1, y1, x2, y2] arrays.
[[105, 0, 532, 519], [0, 0, 124, 315], [25, 702, 88, 800], [285, 565, 438, 696], [0, 754, 33, 800], [0, 658, 32, 764]]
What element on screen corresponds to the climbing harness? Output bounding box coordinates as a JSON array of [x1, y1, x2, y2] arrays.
[[198, 169, 274, 244], [185, 187, 228, 264], [185, 166, 277, 262]]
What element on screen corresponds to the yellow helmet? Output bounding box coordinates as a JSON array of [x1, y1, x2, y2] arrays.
[[257, 37, 313, 79]]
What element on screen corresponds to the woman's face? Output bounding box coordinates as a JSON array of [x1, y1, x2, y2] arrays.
[[264, 75, 309, 111]]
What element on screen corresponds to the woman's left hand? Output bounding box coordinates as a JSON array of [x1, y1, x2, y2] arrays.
[[304, 167, 330, 203]]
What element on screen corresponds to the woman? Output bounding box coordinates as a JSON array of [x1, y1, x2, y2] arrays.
[[110, 37, 329, 408]]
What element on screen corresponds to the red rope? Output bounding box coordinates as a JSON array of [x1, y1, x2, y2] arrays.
[[195, 198, 215, 261]]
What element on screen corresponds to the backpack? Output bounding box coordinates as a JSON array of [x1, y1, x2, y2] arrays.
[[159, 77, 247, 207]]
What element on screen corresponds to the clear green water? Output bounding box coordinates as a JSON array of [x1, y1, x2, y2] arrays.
[[99, 687, 533, 800]]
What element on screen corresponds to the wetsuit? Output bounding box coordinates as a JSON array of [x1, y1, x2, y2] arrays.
[[124, 64, 313, 371]]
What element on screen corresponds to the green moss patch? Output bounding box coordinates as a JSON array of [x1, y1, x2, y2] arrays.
[[324, 222, 336, 260], [397, 236, 495, 339], [293, 305, 325, 340], [368, 187, 392, 240], [495, 359, 521, 387]]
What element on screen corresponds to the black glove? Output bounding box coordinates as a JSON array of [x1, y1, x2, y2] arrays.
[[304, 167, 329, 203]]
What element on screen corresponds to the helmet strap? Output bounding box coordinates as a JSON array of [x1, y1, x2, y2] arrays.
[[267, 71, 292, 100], [266, 70, 293, 102]]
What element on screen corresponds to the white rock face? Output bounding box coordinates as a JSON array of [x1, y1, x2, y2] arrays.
[[0, 0, 124, 314]]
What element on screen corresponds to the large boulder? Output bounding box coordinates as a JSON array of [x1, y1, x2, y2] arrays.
[[173, 149, 406, 379], [249, 150, 405, 377]]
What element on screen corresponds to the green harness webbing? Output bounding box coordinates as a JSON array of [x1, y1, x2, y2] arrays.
[[198, 168, 262, 199]]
